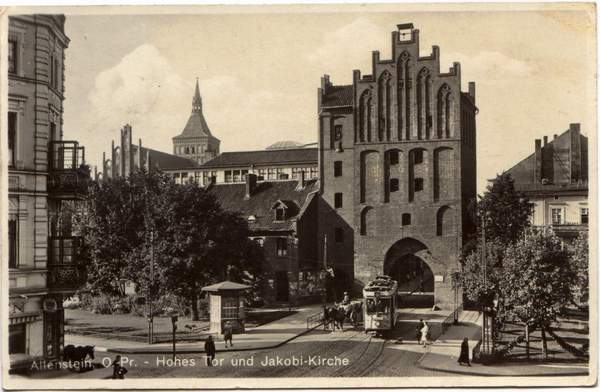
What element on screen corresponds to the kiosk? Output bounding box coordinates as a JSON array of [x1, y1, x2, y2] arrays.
[[201, 281, 251, 336]]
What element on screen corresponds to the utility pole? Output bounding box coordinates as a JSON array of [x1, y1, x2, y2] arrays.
[[148, 229, 155, 344], [481, 214, 487, 355]]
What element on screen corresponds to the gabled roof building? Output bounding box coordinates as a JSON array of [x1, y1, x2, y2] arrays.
[[506, 123, 588, 241]]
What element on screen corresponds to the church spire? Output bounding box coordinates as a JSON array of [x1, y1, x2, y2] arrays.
[[192, 78, 202, 113]]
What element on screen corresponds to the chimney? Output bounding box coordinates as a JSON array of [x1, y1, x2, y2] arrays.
[[111, 140, 116, 178], [553, 134, 558, 141], [145, 149, 151, 171], [543, 136, 548, 146], [569, 123, 582, 181], [245, 173, 257, 199], [535, 139, 542, 183], [468, 82, 476, 104], [137, 138, 142, 171]]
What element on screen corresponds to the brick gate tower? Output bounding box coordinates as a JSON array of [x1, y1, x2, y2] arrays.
[[317, 23, 477, 309]]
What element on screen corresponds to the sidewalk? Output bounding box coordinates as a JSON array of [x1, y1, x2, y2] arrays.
[[66, 304, 323, 355], [416, 310, 590, 377]]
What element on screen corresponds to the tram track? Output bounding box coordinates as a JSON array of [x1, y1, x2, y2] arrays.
[[331, 332, 388, 377]]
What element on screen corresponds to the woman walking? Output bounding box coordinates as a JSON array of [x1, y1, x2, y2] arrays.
[[420, 321, 430, 347], [458, 337, 471, 366]]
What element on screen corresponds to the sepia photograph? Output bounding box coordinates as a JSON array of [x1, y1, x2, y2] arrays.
[[1, 3, 596, 389]]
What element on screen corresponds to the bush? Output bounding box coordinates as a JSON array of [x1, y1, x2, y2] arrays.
[[90, 295, 113, 314]]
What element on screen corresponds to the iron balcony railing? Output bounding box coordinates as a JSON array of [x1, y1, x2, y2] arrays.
[[48, 141, 90, 196], [47, 236, 87, 292]]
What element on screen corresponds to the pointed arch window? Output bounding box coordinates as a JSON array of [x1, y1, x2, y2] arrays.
[[417, 68, 432, 140], [437, 84, 452, 138], [397, 52, 411, 140], [378, 71, 392, 141], [358, 89, 372, 142]]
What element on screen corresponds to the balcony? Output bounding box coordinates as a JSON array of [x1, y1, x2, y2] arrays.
[[47, 236, 87, 293], [48, 141, 90, 198]]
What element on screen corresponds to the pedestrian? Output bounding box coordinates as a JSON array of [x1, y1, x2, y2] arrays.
[[458, 337, 471, 366], [111, 355, 127, 379], [420, 321, 429, 347], [223, 321, 233, 348], [416, 319, 424, 343], [204, 335, 216, 366]]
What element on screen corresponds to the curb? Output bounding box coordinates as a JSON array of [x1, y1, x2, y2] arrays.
[[104, 322, 324, 355], [415, 361, 589, 377]]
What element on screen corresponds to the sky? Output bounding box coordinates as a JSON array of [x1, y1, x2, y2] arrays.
[[58, 4, 596, 193]]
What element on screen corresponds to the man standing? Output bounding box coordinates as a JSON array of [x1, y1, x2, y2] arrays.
[[416, 319, 424, 343], [204, 335, 216, 366], [224, 321, 233, 348]]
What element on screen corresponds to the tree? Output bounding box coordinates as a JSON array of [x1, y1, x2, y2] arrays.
[[570, 232, 589, 306], [500, 228, 575, 359], [461, 239, 503, 306], [476, 172, 533, 246], [139, 182, 263, 320]]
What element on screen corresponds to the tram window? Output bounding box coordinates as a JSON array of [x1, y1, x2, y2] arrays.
[[365, 298, 391, 314]]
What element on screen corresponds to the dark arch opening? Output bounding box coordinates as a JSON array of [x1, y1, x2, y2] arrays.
[[384, 238, 434, 308]]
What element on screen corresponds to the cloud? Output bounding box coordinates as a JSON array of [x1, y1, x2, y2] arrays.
[[307, 18, 390, 83], [443, 51, 534, 85], [82, 44, 315, 170]]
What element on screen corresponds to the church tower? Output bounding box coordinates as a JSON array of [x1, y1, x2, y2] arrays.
[[173, 79, 220, 164]]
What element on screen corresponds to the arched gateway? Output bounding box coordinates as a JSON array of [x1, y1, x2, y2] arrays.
[[384, 238, 435, 308]]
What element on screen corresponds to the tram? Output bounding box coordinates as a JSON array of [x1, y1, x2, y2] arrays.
[[363, 275, 399, 333]]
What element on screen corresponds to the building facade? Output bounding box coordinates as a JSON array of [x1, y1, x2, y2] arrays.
[[506, 123, 588, 242], [172, 80, 221, 165], [317, 24, 477, 309], [8, 15, 88, 371], [207, 174, 322, 304], [166, 146, 318, 187]]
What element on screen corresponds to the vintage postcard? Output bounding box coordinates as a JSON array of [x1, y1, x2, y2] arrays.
[[1, 3, 597, 389]]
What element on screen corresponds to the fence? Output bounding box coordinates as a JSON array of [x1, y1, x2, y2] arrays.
[[441, 303, 463, 334], [306, 311, 324, 330]]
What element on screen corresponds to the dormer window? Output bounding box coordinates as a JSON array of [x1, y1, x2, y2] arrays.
[[275, 208, 285, 222]]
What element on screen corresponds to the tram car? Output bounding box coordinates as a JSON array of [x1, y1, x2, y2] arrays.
[[363, 275, 399, 333]]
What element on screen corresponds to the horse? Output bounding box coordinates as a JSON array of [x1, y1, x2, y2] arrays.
[[324, 306, 345, 332], [63, 345, 95, 372], [347, 301, 363, 327]]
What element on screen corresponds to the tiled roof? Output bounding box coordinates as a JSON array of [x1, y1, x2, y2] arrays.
[[201, 281, 252, 292], [207, 179, 318, 233], [322, 85, 353, 108], [172, 111, 215, 139], [135, 146, 200, 170], [201, 148, 318, 169]]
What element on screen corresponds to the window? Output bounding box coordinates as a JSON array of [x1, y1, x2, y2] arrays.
[[402, 213, 411, 226], [335, 227, 344, 243], [275, 207, 285, 222], [232, 170, 241, 182], [390, 178, 399, 192], [8, 112, 16, 167], [276, 237, 288, 256], [581, 208, 589, 225], [253, 237, 264, 247], [8, 219, 17, 268], [9, 324, 26, 354], [334, 161, 343, 177], [414, 178, 424, 192], [267, 168, 276, 180], [224, 170, 232, 183], [53, 58, 59, 89], [241, 169, 248, 181], [257, 168, 266, 180], [310, 167, 318, 179], [334, 193, 343, 209], [389, 150, 399, 165], [551, 208, 563, 225], [413, 150, 423, 164], [8, 39, 17, 74], [334, 125, 343, 141]]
